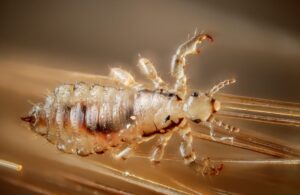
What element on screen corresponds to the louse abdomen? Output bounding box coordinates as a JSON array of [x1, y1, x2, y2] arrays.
[[22, 83, 136, 156]]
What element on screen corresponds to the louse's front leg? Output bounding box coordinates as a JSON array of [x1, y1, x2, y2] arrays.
[[137, 57, 167, 89], [109, 68, 143, 89], [179, 123, 223, 176], [149, 131, 173, 163], [171, 32, 213, 98]]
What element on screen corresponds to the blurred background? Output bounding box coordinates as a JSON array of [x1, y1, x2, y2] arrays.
[[0, 1, 299, 194]]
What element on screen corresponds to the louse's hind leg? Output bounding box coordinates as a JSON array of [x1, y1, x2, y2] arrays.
[[149, 131, 173, 163], [171, 32, 213, 98], [109, 68, 143, 89], [207, 78, 236, 97], [179, 123, 223, 176], [137, 56, 167, 89]]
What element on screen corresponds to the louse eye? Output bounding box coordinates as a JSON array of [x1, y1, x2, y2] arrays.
[[192, 119, 201, 124], [191, 92, 199, 97]]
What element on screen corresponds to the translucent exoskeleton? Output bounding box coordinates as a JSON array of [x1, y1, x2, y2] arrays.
[[21, 32, 240, 175]]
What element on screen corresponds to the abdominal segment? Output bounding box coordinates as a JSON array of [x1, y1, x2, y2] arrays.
[[24, 83, 136, 156]]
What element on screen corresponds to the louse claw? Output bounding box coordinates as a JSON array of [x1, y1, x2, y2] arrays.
[[189, 157, 224, 176]]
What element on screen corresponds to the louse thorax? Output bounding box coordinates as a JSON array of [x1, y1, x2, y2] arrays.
[[183, 91, 221, 123], [133, 89, 183, 133]]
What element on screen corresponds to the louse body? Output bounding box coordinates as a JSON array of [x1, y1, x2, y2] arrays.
[[24, 83, 184, 156], [22, 32, 238, 175]]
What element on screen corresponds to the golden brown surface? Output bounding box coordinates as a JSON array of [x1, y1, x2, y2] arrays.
[[0, 1, 300, 194]]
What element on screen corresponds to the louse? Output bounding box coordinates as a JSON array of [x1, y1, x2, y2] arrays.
[[21, 32, 239, 175]]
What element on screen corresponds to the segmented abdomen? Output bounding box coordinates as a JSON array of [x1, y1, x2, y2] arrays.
[[30, 82, 135, 156]]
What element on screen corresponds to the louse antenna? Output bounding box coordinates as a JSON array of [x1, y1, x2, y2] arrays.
[[207, 78, 236, 97]]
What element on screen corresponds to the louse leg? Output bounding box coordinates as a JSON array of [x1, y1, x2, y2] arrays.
[[137, 56, 167, 89], [179, 123, 223, 176], [113, 136, 155, 160], [179, 123, 196, 164], [207, 78, 236, 97], [109, 68, 142, 89], [205, 118, 235, 143], [171, 32, 213, 98], [113, 143, 138, 160], [149, 131, 173, 163]]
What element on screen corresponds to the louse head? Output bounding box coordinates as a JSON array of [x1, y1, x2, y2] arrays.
[[183, 91, 221, 123]]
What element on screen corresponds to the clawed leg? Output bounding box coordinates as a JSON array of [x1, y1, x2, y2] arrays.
[[149, 132, 173, 163], [109, 68, 142, 89], [137, 56, 167, 89], [171, 32, 213, 98], [179, 123, 196, 164], [179, 123, 223, 176], [207, 78, 236, 97]]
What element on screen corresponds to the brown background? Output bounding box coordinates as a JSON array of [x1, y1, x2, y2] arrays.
[[0, 1, 299, 194]]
